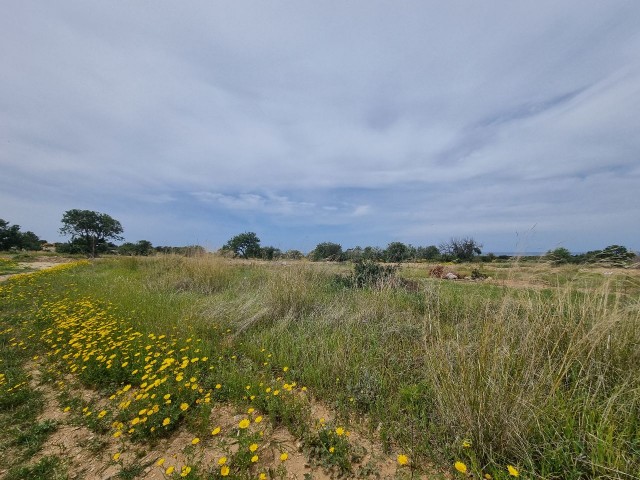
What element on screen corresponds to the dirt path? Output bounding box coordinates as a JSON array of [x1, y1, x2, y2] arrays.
[[0, 259, 73, 282]]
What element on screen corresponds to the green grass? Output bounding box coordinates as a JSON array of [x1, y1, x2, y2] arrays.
[[5, 455, 68, 480], [1, 255, 639, 479]]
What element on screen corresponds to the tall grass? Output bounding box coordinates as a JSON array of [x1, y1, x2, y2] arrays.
[[11, 255, 639, 478]]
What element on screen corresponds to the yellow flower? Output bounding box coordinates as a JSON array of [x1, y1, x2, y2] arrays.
[[211, 426, 221, 435], [259, 474, 267, 480], [397, 454, 409, 466], [163, 417, 171, 426], [251, 455, 259, 463], [191, 437, 200, 445], [280, 452, 288, 461], [180, 402, 189, 411], [166, 466, 175, 475], [249, 443, 258, 452], [238, 418, 250, 429], [454, 461, 468, 474], [220, 465, 230, 476], [98, 410, 107, 418], [329, 447, 335, 453], [63, 406, 71, 412], [507, 465, 520, 477], [484, 474, 493, 479], [113, 452, 121, 461], [283, 366, 289, 372], [218, 457, 227, 466], [156, 458, 165, 466], [247, 407, 255, 414], [335, 427, 345, 436], [254, 415, 263, 423], [180, 465, 191, 477], [462, 439, 472, 448], [113, 430, 122, 438]]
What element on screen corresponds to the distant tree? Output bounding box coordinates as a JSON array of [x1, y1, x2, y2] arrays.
[[309, 242, 343, 261], [59, 209, 124, 257], [0, 219, 42, 251], [362, 246, 384, 261], [416, 245, 440, 261], [260, 246, 282, 260], [385, 242, 409, 263], [19, 231, 43, 251], [118, 240, 153, 256], [439, 237, 482, 261], [595, 245, 635, 267], [282, 249, 304, 260], [545, 247, 572, 265], [223, 232, 261, 258]]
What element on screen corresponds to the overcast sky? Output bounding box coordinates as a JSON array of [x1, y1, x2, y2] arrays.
[[2, 1, 639, 253]]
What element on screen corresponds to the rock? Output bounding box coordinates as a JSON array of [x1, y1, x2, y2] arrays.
[[444, 272, 458, 280]]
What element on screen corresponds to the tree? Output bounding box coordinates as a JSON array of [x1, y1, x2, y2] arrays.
[[118, 240, 153, 256], [439, 237, 482, 261], [545, 247, 572, 265], [385, 242, 409, 263], [416, 245, 440, 261], [309, 242, 343, 261], [260, 246, 282, 260], [0, 219, 42, 251], [223, 232, 261, 258], [59, 209, 124, 257]]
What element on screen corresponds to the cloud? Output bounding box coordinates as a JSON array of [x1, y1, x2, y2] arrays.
[[1, 1, 639, 252]]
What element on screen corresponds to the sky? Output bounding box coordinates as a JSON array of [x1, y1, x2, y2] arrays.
[[1, 1, 639, 254]]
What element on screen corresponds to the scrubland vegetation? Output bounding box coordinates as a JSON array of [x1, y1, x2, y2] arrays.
[[1, 255, 639, 479]]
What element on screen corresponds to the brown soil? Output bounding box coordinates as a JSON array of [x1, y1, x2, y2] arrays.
[[16, 360, 442, 479]]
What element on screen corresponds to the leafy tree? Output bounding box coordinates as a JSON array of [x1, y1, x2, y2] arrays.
[[118, 240, 153, 256], [362, 246, 384, 261], [59, 209, 124, 257], [595, 245, 635, 266], [416, 245, 440, 261], [310, 242, 343, 261], [385, 242, 409, 263], [439, 237, 482, 261], [0, 219, 42, 251], [223, 232, 261, 258], [19, 231, 43, 251], [545, 247, 572, 264], [282, 249, 304, 260], [260, 246, 282, 260]]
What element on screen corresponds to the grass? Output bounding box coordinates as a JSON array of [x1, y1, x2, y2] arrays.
[[1, 255, 639, 479]]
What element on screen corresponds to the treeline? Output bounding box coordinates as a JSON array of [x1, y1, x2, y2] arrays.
[[0, 219, 45, 251], [545, 245, 637, 267]]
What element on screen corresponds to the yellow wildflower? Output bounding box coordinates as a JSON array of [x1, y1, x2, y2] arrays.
[[238, 418, 250, 429], [507, 465, 520, 477], [280, 452, 288, 461], [397, 454, 409, 465], [454, 461, 468, 474]]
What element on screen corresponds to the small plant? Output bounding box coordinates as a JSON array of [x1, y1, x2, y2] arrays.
[[351, 260, 398, 289]]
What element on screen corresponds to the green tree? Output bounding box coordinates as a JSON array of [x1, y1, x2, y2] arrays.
[[260, 246, 282, 260], [0, 219, 42, 251], [59, 209, 124, 257], [439, 237, 482, 261], [223, 232, 261, 258], [310, 242, 343, 261], [416, 245, 440, 261], [384, 241, 409, 263], [545, 247, 572, 265]]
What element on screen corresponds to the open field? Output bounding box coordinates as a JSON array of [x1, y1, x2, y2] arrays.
[[1, 256, 639, 479]]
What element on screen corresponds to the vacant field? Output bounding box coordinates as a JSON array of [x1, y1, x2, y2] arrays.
[[1, 256, 639, 479]]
